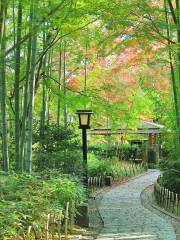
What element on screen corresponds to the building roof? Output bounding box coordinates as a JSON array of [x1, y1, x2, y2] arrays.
[[90, 120, 164, 135], [138, 120, 164, 130]]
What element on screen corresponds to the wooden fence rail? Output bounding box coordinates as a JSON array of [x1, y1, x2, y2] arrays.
[[154, 181, 180, 217]]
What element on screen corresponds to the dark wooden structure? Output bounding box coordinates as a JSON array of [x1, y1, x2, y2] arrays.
[[90, 120, 164, 163]]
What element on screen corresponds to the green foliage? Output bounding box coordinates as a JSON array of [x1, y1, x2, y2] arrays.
[[0, 173, 85, 238], [88, 153, 146, 180], [158, 131, 180, 193], [147, 147, 157, 164], [158, 158, 180, 194], [33, 124, 83, 175], [89, 142, 142, 161], [158, 171, 180, 194]]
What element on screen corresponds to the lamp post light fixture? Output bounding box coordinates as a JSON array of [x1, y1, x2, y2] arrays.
[[77, 110, 93, 191], [76, 110, 93, 228], [77, 110, 93, 129]]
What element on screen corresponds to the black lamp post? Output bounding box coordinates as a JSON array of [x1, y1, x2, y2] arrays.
[[77, 110, 93, 191], [76, 110, 93, 228]]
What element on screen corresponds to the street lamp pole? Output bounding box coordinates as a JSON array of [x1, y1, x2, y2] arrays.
[[76, 110, 93, 228], [82, 127, 88, 189], [76, 110, 93, 191]]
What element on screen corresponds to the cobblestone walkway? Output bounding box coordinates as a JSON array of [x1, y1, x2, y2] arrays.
[[96, 170, 176, 240]]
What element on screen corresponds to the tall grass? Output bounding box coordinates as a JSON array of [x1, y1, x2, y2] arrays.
[[88, 153, 147, 181]]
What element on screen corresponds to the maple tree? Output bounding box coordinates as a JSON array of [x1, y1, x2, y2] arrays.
[[0, 0, 178, 173], [1, 1, 180, 238]]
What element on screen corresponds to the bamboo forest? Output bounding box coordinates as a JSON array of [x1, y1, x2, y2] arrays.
[[0, 0, 180, 239]]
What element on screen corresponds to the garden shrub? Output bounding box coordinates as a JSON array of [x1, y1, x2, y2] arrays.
[[88, 153, 145, 180], [148, 147, 157, 164], [89, 142, 142, 161], [33, 124, 83, 175], [0, 173, 85, 238], [158, 171, 180, 194], [158, 158, 180, 194]]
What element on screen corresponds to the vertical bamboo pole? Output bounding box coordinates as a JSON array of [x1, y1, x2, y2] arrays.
[[0, 0, 9, 172]]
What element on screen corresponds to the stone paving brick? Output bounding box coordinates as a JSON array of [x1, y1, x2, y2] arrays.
[[96, 170, 176, 240]]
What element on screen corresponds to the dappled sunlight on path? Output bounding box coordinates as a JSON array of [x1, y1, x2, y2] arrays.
[[96, 170, 176, 240]]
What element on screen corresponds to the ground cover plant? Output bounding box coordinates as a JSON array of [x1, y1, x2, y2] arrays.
[[1, 0, 180, 238], [88, 153, 147, 181], [33, 124, 83, 175], [158, 158, 180, 194], [89, 141, 142, 161], [0, 173, 85, 238]]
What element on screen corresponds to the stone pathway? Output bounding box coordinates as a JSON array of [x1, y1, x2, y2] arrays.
[[96, 170, 176, 240]]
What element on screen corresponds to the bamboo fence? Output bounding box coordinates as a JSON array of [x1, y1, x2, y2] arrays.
[[88, 163, 145, 189], [154, 179, 180, 217], [26, 201, 73, 240]]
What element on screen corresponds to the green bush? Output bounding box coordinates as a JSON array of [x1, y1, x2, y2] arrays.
[[158, 158, 180, 193], [148, 147, 157, 163], [88, 153, 146, 180], [33, 124, 83, 175], [0, 173, 85, 238], [158, 172, 180, 194], [89, 142, 142, 161]]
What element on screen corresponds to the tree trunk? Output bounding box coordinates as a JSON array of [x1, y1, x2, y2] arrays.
[[84, 44, 87, 109], [0, 0, 9, 172], [165, 0, 180, 144], [46, 49, 53, 125], [175, 0, 180, 116], [26, 6, 37, 173], [63, 43, 67, 128], [20, 35, 32, 171], [47, 92, 50, 126], [40, 28, 47, 143], [57, 43, 62, 126], [14, 0, 22, 171]]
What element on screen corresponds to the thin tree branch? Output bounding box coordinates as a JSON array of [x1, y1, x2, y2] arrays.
[[167, 0, 177, 25], [4, 0, 67, 56]]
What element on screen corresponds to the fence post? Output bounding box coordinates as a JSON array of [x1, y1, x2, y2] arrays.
[[45, 214, 50, 240], [154, 179, 180, 217], [70, 201, 75, 233], [175, 194, 178, 215], [159, 186, 162, 205], [172, 192, 175, 213], [65, 202, 69, 240], [27, 226, 32, 240], [58, 210, 63, 240]]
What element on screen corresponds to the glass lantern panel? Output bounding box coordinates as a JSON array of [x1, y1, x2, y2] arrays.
[[80, 114, 89, 126]]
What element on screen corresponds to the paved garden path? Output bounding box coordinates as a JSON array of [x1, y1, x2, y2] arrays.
[[96, 170, 176, 240]]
